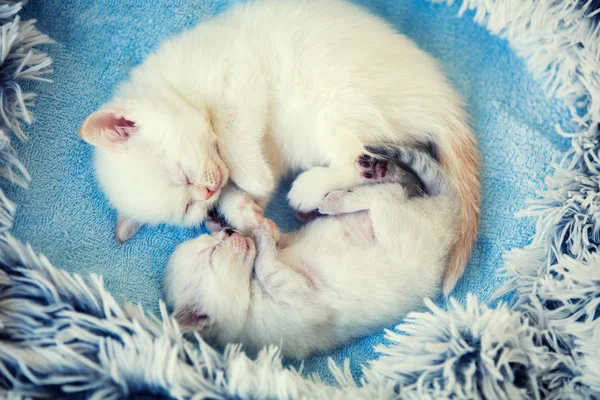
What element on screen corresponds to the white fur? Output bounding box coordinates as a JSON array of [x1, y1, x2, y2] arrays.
[[80, 0, 473, 241], [164, 155, 459, 358]]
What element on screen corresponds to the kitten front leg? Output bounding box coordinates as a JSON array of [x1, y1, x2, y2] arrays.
[[217, 184, 280, 241], [288, 165, 361, 213], [253, 229, 278, 262], [287, 134, 366, 213], [217, 79, 277, 201], [252, 230, 311, 300], [218, 135, 276, 201]]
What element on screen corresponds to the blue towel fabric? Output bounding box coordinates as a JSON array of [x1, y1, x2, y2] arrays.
[[8, 0, 570, 382]]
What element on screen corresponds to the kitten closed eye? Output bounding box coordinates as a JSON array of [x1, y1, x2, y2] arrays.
[[184, 200, 194, 214]]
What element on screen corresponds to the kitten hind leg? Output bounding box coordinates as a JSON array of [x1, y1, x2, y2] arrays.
[[357, 154, 388, 181], [357, 153, 425, 198], [317, 185, 391, 215], [318, 167, 414, 216], [310, 149, 420, 216], [317, 183, 411, 215], [318, 184, 417, 247], [357, 154, 413, 183], [317, 189, 368, 215]]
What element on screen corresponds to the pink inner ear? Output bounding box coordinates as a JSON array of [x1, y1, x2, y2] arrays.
[[81, 110, 138, 146], [115, 215, 141, 243], [174, 306, 209, 331]]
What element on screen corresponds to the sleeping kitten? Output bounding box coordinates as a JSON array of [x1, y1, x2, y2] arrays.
[[163, 145, 458, 358], [78, 0, 479, 294]]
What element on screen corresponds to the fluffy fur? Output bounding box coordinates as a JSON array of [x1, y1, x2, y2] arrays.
[[163, 146, 459, 358], [78, 0, 480, 293]]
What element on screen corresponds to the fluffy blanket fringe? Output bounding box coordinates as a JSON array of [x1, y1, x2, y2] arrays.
[[0, 0, 52, 233], [1, 0, 599, 398]]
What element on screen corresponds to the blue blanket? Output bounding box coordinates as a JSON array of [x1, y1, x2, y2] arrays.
[[8, 0, 571, 383]]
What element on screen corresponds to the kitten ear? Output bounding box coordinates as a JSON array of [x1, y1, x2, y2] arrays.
[[173, 304, 210, 332], [78, 108, 138, 148], [115, 214, 142, 243]]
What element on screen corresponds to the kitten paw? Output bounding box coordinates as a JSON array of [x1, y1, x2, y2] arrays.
[[238, 196, 265, 227], [317, 190, 349, 215], [234, 165, 275, 199], [357, 154, 388, 181], [288, 168, 336, 212], [252, 228, 278, 256], [233, 196, 280, 241], [259, 217, 281, 242]]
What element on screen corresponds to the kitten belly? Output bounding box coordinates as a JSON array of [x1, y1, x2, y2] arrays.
[[279, 212, 379, 293], [295, 212, 376, 250], [332, 213, 376, 247]]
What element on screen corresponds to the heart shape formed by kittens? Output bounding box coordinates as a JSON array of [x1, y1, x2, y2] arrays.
[[3, 0, 586, 397]]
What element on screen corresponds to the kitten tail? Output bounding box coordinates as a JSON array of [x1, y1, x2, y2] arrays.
[[366, 137, 479, 296], [437, 124, 481, 296]]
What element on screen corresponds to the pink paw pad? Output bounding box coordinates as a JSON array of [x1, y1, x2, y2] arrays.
[[357, 154, 387, 180]]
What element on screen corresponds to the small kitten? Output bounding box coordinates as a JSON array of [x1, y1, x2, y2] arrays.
[[163, 145, 458, 358], [78, 0, 479, 293]]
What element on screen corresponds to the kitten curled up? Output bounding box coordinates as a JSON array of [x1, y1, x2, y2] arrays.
[[78, 0, 479, 294], [163, 145, 458, 359]]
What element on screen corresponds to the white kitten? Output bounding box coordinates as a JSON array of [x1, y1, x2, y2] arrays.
[[163, 146, 458, 358], [79, 0, 479, 293]]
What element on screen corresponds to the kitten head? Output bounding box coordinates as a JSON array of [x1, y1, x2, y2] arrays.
[[163, 229, 256, 340], [79, 94, 228, 242]]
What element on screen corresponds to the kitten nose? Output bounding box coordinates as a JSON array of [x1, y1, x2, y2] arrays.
[[192, 185, 215, 201], [205, 187, 216, 199], [224, 228, 235, 236]]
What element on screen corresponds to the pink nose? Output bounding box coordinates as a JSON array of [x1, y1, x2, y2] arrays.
[[193, 185, 217, 201]]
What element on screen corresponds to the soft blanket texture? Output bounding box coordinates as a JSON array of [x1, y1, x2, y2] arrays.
[[1, 0, 599, 398], [7, 0, 571, 379]]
